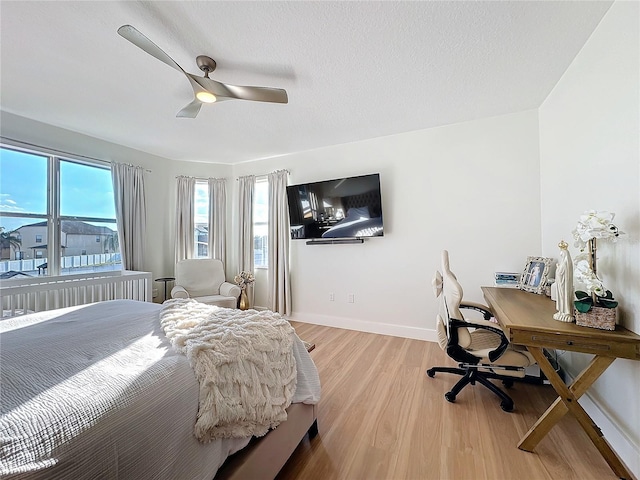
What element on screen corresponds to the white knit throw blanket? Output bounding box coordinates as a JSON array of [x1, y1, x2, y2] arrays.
[[159, 299, 297, 441]]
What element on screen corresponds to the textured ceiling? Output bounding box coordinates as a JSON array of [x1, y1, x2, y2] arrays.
[[1, 1, 612, 164]]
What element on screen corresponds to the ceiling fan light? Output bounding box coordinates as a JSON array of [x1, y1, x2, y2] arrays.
[[196, 91, 217, 103]]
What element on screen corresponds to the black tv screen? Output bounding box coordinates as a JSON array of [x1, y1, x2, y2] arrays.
[[287, 173, 384, 240]]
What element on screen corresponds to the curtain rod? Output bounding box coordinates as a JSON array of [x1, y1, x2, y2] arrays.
[[236, 169, 290, 181], [112, 161, 151, 173], [1, 136, 151, 172], [175, 175, 227, 181]]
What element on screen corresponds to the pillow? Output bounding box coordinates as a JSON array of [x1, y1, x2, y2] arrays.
[[345, 206, 370, 219]]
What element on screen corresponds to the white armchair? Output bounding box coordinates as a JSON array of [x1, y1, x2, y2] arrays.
[[171, 259, 241, 308]]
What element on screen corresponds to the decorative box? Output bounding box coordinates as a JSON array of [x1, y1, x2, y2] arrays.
[[575, 306, 617, 331]]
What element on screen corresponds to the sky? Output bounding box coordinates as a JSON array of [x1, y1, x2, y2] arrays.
[[0, 147, 116, 232], [194, 182, 208, 225]]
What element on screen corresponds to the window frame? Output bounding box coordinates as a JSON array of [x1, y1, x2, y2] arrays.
[[0, 142, 118, 276]]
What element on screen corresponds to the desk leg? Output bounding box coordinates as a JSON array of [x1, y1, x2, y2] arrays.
[[518, 354, 614, 451], [523, 347, 630, 479]]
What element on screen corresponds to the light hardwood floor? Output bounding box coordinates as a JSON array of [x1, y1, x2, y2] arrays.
[[277, 322, 621, 480]]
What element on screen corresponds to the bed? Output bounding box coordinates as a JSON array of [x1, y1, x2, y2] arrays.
[[321, 206, 383, 238], [0, 299, 320, 479]]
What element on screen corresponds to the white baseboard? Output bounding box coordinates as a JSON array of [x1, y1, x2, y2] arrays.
[[288, 311, 438, 343]]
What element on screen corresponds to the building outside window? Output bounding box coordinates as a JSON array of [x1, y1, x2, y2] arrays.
[[0, 145, 121, 277], [254, 178, 269, 268]]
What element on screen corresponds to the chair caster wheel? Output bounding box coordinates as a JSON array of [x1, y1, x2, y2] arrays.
[[502, 380, 514, 388], [500, 401, 514, 412], [445, 392, 456, 403], [426, 369, 435, 378]]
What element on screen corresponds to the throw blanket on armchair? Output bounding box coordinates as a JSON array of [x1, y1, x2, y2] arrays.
[[159, 299, 297, 441]]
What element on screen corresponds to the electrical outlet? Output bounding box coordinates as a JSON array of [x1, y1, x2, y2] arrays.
[[348, 293, 355, 303], [329, 293, 335, 301], [152, 288, 159, 298]]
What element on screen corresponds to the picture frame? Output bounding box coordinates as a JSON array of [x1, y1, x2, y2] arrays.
[[518, 256, 553, 294]]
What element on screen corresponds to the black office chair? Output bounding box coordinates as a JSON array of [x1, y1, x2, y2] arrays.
[[426, 250, 537, 412]]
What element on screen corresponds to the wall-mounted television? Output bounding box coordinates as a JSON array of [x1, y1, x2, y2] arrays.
[[286, 173, 384, 240]]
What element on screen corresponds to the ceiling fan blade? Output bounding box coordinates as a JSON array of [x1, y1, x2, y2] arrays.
[[223, 84, 289, 104], [188, 74, 234, 98], [176, 99, 202, 118], [118, 25, 184, 74], [191, 75, 288, 104]]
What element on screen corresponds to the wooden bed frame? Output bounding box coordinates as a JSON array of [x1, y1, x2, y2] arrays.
[[216, 403, 318, 479]]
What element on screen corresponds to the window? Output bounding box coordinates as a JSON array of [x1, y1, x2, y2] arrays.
[[0, 145, 120, 276], [254, 178, 269, 268], [194, 181, 210, 258]]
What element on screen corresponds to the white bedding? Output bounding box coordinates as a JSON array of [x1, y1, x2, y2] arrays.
[[0, 300, 320, 480], [159, 299, 297, 440]]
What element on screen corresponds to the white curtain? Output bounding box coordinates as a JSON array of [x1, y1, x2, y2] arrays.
[[208, 178, 226, 264], [238, 175, 255, 303], [268, 170, 292, 315], [175, 176, 195, 262], [110, 162, 147, 271]]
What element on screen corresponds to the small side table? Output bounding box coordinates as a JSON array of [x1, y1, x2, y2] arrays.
[[154, 277, 175, 302]]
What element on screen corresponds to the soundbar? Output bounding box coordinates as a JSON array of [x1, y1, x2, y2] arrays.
[[305, 238, 364, 245]]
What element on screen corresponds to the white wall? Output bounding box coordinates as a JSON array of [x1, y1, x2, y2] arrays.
[[0, 111, 233, 301], [539, 1, 639, 475], [233, 110, 542, 340]]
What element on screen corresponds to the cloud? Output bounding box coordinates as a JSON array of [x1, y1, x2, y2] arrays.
[[0, 203, 25, 212], [0, 193, 24, 212]]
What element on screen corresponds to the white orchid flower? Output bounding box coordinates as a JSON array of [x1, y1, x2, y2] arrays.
[[572, 210, 622, 247], [573, 252, 590, 264], [571, 210, 623, 303], [583, 276, 605, 296]]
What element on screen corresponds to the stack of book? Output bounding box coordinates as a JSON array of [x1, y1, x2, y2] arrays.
[[494, 272, 520, 288]]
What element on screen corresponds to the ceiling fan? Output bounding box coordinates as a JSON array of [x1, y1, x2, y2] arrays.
[[117, 25, 288, 118]]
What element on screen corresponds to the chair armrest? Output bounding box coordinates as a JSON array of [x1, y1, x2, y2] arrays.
[[171, 285, 190, 299], [460, 302, 493, 320], [220, 282, 241, 299], [449, 318, 509, 363], [463, 317, 503, 331]]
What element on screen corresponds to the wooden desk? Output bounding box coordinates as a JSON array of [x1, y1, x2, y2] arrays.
[[482, 287, 640, 480]]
